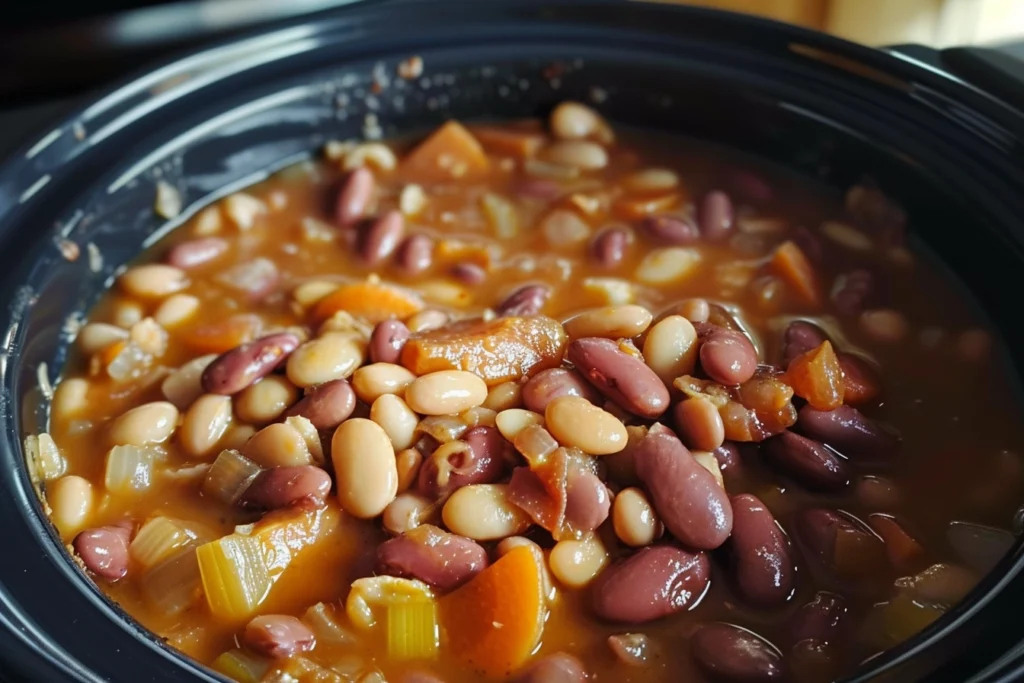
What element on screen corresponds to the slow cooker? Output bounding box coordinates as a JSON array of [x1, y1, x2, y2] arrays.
[[3, 1, 1024, 681]]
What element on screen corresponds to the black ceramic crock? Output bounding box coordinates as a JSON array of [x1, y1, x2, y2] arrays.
[[2, 1, 1024, 681]]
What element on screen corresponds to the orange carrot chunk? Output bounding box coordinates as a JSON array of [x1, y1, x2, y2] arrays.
[[785, 340, 845, 410], [312, 281, 423, 324], [471, 126, 546, 160], [770, 240, 822, 307], [869, 514, 925, 571], [440, 546, 547, 679], [181, 314, 263, 354], [401, 121, 490, 183]]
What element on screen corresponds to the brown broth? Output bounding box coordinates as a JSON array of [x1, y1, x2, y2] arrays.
[[41, 114, 1024, 683]]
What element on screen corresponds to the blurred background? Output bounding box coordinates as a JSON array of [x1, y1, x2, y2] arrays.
[[2, 0, 1024, 153]]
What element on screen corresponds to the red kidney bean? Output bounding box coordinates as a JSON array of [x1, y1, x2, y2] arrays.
[[796, 404, 900, 461], [336, 167, 375, 227], [698, 190, 734, 243], [376, 524, 488, 591], [695, 323, 758, 386], [358, 210, 405, 264], [166, 237, 228, 269], [640, 214, 699, 244], [567, 337, 669, 419], [522, 367, 603, 414], [244, 614, 316, 659], [793, 508, 884, 582], [634, 425, 732, 549], [395, 234, 434, 275], [564, 470, 611, 533], [832, 269, 874, 316], [591, 225, 630, 267], [513, 653, 587, 683], [781, 321, 827, 368], [788, 591, 848, 648], [728, 494, 795, 607], [450, 262, 486, 285], [495, 284, 550, 317], [591, 545, 710, 623], [284, 378, 356, 429], [691, 623, 785, 682], [675, 398, 726, 452], [764, 431, 850, 491], [240, 466, 332, 510], [369, 319, 411, 365], [417, 426, 509, 498], [201, 332, 300, 395], [73, 524, 131, 581], [713, 442, 744, 476]]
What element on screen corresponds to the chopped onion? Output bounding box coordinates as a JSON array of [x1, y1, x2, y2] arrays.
[[104, 444, 160, 495], [142, 545, 204, 617], [24, 433, 66, 482], [130, 517, 198, 569], [480, 193, 519, 239], [513, 425, 558, 468], [202, 449, 262, 505], [302, 602, 355, 644], [417, 416, 468, 444], [947, 521, 1015, 574], [217, 258, 279, 299], [105, 341, 152, 383], [212, 649, 267, 683], [285, 416, 324, 465]]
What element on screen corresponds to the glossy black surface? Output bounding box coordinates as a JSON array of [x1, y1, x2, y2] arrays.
[[2, 1, 1024, 681]]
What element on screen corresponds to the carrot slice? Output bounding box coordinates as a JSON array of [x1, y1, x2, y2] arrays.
[[312, 281, 423, 324], [869, 514, 925, 571], [470, 126, 546, 160], [785, 340, 845, 410], [181, 314, 262, 354], [440, 546, 546, 678], [401, 121, 490, 183], [770, 240, 821, 307]]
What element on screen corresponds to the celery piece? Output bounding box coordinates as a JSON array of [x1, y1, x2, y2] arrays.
[[202, 449, 262, 505], [387, 599, 439, 660], [302, 602, 355, 645], [212, 649, 267, 683], [196, 534, 271, 620], [141, 545, 203, 617], [130, 517, 196, 569], [104, 444, 159, 495]]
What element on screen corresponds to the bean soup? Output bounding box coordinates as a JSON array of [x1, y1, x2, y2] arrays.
[[34, 101, 1024, 683]]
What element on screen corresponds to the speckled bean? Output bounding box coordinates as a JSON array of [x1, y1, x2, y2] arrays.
[[567, 337, 669, 419], [202, 333, 301, 395], [376, 524, 488, 591], [284, 378, 356, 429], [591, 545, 710, 623], [241, 465, 332, 510], [332, 418, 398, 518]]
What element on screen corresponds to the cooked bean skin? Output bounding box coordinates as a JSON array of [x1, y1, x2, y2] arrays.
[[495, 284, 550, 317], [369, 319, 412, 364], [284, 378, 356, 429], [202, 333, 300, 395], [567, 337, 669, 418], [728, 494, 795, 607], [696, 323, 758, 386], [691, 623, 785, 682], [591, 545, 710, 623], [764, 430, 850, 491], [244, 615, 316, 659], [376, 525, 488, 591], [241, 466, 332, 510], [74, 524, 131, 581], [796, 404, 900, 461]]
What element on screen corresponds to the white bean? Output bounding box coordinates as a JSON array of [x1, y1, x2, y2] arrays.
[[179, 394, 233, 458], [545, 396, 627, 455], [442, 484, 530, 541], [352, 363, 417, 404], [161, 355, 217, 409], [234, 376, 299, 425], [153, 294, 200, 328], [404, 371, 487, 415], [48, 475, 94, 538], [613, 487, 663, 547], [563, 305, 652, 340], [332, 418, 398, 518], [108, 402, 179, 446], [548, 533, 609, 588], [119, 264, 188, 299], [370, 394, 419, 451], [243, 422, 312, 468], [286, 333, 365, 387], [642, 315, 699, 386]]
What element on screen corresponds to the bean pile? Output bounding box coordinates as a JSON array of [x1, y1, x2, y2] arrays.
[[35, 101, 1024, 683]]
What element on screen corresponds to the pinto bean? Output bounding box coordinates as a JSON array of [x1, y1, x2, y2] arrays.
[[522, 368, 602, 414], [728, 494, 795, 607], [240, 465, 332, 510], [201, 332, 300, 395], [788, 591, 848, 648], [591, 225, 630, 268], [417, 426, 509, 498], [698, 191, 735, 243], [567, 337, 669, 419], [495, 284, 551, 317], [74, 524, 131, 581], [358, 210, 405, 264], [376, 524, 488, 591], [640, 214, 700, 244], [696, 323, 757, 386], [591, 545, 710, 623], [564, 470, 611, 533], [244, 615, 316, 659], [336, 167, 375, 227], [165, 237, 228, 269], [395, 234, 434, 275], [284, 379, 356, 429], [764, 431, 850, 491], [513, 653, 587, 683], [368, 319, 411, 365], [691, 623, 785, 682], [634, 426, 732, 549], [796, 404, 899, 461], [675, 398, 725, 452]]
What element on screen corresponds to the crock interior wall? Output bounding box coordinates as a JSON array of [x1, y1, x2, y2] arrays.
[[2, 9, 1024, 682]]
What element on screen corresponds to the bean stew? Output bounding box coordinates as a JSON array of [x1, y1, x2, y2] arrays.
[[34, 100, 1024, 683]]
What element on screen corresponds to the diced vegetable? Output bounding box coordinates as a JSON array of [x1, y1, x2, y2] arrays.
[[202, 449, 263, 505], [613, 192, 682, 221], [104, 444, 160, 495], [24, 433, 66, 482], [481, 193, 521, 239], [346, 576, 434, 630], [302, 602, 355, 644], [387, 599, 440, 660], [213, 649, 268, 683], [312, 281, 423, 324], [770, 240, 821, 307], [400, 121, 490, 183], [471, 126, 546, 159], [869, 514, 924, 570], [196, 533, 272, 620], [861, 593, 944, 649], [182, 314, 263, 354], [141, 545, 204, 617], [785, 340, 845, 410], [440, 545, 547, 678], [832, 524, 888, 579], [129, 517, 198, 569]]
